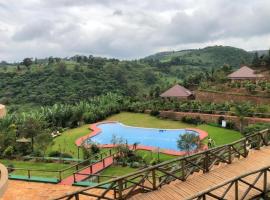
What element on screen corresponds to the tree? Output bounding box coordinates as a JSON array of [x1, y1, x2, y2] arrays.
[[233, 103, 252, 133], [35, 133, 52, 156], [177, 132, 200, 155], [22, 58, 32, 69], [18, 116, 46, 152], [252, 52, 260, 67], [56, 62, 67, 76], [144, 70, 157, 84]]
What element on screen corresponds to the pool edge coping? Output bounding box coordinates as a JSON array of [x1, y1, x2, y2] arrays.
[[75, 121, 208, 156]]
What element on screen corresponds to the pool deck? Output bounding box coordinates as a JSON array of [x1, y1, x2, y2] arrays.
[[76, 121, 208, 156]]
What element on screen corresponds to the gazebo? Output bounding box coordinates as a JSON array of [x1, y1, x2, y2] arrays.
[[160, 84, 194, 100], [227, 66, 264, 82]]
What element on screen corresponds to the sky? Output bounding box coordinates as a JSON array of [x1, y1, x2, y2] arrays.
[[0, 0, 270, 62]]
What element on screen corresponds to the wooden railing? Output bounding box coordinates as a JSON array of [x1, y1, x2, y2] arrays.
[[0, 163, 8, 197], [54, 129, 270, 200], [7, 149, 116, 182], [187, 165, 270, 200], [73, 152, 116, 183]]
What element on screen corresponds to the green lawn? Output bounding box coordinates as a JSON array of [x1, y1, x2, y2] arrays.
[[47, 124, 90, 158], [99, 166, 137, 182], [0, 159, 72, 178]]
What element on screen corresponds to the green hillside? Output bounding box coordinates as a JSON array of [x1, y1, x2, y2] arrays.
[[144, 46, 253, 68]]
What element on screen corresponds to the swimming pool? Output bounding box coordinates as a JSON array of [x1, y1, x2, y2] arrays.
[[86, 122, 202, 152]]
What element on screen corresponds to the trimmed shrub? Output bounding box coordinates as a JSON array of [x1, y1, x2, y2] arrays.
[[182, 116, 203, 125], [150, 110, 160, 116], [48, 151, 61, 157]]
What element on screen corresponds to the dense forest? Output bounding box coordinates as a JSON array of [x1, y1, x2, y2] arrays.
[[0, 45, 269, 109]]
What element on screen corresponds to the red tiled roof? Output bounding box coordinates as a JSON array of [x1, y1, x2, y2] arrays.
[[160, 84, 192, 97], [228, 66, 263, 79]]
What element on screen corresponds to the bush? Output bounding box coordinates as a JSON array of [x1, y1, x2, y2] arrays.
[[7, 164, 14, 173], [150, 158, 158, 165], [226, 121, 235, 129], [243, 123, 270, 136], [90, 144, 100, 154], [130, 162, 140, 168], [61, 152, 73, 158], [49, 151, 62, 157], [245, 82, 256, 93], [48, 151, 72, 158], [182, 116, 203, 125], [3, 146, 14, 158], [150, 110, 160, 116], [31, 150, 42, 157]]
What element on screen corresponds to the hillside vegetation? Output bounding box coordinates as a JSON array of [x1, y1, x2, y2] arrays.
[[144, 46, 253, 68]]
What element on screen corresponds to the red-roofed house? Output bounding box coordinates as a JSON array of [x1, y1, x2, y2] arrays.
[[227, 66, 264, 82], [160, 84, 195, 100]]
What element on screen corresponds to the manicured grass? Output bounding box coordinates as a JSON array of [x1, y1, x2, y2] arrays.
[[198, 124, 242, 146], [135, 150, 176, 163], [107, 112, 194, 129], [0, 159, 72, 178], [107, 112, 243, 146], [99, 166, 137, 182], [47, 124, 90, 158]]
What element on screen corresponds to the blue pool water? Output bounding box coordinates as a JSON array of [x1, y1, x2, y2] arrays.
[[87, 122, 198, 151]]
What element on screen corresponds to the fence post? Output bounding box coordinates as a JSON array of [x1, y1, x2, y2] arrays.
[[256, 133, 261, 150], [228, 145, 232, 164], [103, 158, 105, 168], [118, 179, 123, 200], [263, 169, 268, 197], [266, 129, 270, 145], [152, 169, 157, 190], [181, 160, 186, 181], [235, 180, 239, 200], [204, 152, 209, 173], [73, 173, 77, 183], [59, 171, 62, 182], [243, 139, 248, 158], [28, 170, 30, 179]]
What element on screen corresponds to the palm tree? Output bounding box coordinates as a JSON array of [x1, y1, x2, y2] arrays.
[[233, 103, 252, 133]]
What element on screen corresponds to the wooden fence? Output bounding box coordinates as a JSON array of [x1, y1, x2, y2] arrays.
[[7, 149, 116, 182], [187, 165, 270, 200], [54, 129, 270, 200]]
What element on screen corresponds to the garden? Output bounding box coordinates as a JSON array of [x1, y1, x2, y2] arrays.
[[0, 93, 269, 184]]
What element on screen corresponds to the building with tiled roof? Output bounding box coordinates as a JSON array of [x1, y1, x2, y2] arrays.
[[160, 84, 194, 100]]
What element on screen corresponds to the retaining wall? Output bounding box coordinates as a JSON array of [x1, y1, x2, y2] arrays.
[[196, 90, 270, 104], [156, 110, 270, 129]]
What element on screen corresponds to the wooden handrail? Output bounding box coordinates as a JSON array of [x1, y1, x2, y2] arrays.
[[187, 165, 270, 199], [0, 163, 8, 198], [6, 149, 115, 181], [54, 129, 270, 200]]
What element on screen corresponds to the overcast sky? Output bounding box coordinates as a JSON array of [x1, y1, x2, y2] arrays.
[[1, 0, 270, 61]]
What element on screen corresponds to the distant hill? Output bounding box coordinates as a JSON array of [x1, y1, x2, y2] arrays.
[[144, 46, 254, 68], [249, 50, 268, 57]]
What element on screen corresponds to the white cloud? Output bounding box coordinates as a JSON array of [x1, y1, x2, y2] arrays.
[[0, 0, 269, 61]]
